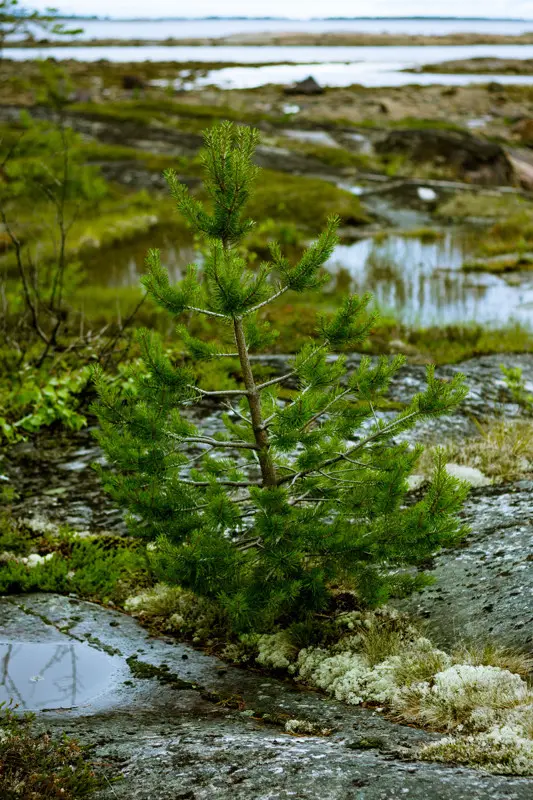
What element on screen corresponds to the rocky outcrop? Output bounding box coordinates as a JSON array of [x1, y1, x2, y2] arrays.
[[284, 76, 324, 96], [2, 594, 532, 799], [397, 480, 533, 650], [375, 128, 515, 186]]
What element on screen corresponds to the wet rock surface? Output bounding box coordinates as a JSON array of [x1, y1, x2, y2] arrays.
[[3, 353, 531, 535], [375, 128, 514, 186], [397, 480, 533, 649], [1, 354, 532, 796], [2, 593, 532, 800]]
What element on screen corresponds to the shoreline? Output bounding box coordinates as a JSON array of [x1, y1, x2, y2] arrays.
[[7, 31, 533, 49]]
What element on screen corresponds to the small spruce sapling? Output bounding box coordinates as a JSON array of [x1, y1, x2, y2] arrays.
[[93, 122, 469, 633]]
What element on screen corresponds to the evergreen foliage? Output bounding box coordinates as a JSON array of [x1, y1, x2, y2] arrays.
[[93, 122, 469, 633]]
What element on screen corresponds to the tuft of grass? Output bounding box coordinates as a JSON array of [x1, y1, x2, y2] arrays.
[[449, 419, 533, 482], [452, 642, 533, 681], [355, 614, 415, 667], [390, 639, 452, 688]]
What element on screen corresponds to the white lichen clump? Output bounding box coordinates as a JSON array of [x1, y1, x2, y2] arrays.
[[294, 635, 454, 707], [255, 632, 298, 669], [124, 583, 221, 642], [420, 725, 533, 775], [23, 553, 55, 568], [121, 583, 533, 776], [393, 664, 531, 731], [124, 584, 184, 616], [296, 649, 372, 704]]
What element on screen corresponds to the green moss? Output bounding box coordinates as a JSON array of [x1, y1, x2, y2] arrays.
[[0, 514, 35, 555], [247, 171, 370, 234], [400, 228, 445, 243], [395, 322, 533, 364], [390, 117, 466, 132], [126, 656, 197, 688], [357, 117, 466, 133], [346, 736, 385, 749], [70, 99, 271, 135], [0, 191, 188, 276], [77, 141, 200, 174], [293, 143, 372, 171], [0, 523, 149, 605], [463, 253, 533, 273], [436, 194, 532, 221]]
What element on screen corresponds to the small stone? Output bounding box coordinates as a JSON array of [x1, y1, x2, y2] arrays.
[[407, 474, 426, 491], [417, 187, 438, 203]]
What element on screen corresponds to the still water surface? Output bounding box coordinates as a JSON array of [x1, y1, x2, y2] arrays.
[[0, 640, 119, 710], [8, 43, 533, 88], [40, 18, 533, 40], [83, 230, 533, 328]]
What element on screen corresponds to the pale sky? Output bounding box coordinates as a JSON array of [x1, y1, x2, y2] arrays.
[[28, 1, 533, 19]]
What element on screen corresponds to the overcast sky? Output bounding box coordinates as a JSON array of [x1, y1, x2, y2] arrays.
[[28, 1, 533, 19]]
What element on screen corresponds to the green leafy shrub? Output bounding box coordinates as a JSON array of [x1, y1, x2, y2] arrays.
[[501, 365, 533, 414], [93, 121, 469, 634], [0, 366, 90, 443]]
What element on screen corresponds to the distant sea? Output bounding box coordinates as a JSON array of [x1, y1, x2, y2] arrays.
[[58, 17, 533, 40], [10, 17, 533, 88]]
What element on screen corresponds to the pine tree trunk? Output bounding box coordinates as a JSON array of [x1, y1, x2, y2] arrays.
[[233, 317, 277, 487]]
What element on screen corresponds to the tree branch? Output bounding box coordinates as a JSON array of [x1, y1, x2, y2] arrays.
[[189, 385, 249, 398], [179, 478, 261, 488], [278, 411, 419, 486], [242, 285, 289, 316], [301, 387, 352, 432], [179, 435, 258, 451], [185, 305, 228, 319], [255, 342, 328, 392]]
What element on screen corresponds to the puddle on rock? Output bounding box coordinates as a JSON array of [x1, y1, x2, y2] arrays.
[[0, 640, 120, 710]]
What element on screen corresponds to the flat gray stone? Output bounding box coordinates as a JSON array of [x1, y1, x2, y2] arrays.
[[397, 481, 533, 649]]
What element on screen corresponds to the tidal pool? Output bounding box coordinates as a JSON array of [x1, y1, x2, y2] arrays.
[[0, 640, 120, 710], [329, 232, 533, 327], [7, 43, 533, 91], [83, 228, 533, 328]]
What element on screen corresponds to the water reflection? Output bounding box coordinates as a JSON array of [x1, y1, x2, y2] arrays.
[[87, 228, 533, 328], [327, 232, 533, 327], [0, 641, 118, 710], [83, 229, 197, 288]]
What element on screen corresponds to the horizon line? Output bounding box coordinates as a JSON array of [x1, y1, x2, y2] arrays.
[[52, 15, 533, 23]]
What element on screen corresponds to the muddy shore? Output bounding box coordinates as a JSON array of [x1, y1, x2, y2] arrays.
[[8, 31, 533, 48]]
